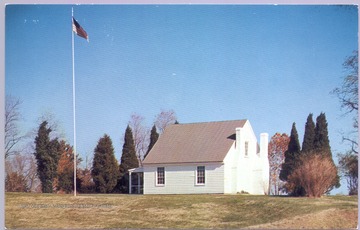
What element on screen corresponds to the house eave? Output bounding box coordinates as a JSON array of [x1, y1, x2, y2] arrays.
[[128, 167, 144, 173], [142, 161, 224, 166]]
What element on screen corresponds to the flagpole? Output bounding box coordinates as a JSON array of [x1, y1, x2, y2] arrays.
[[72, 6, 77, 197]]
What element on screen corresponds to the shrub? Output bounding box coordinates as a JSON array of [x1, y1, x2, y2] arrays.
[[288, 152, 338, 198], [5, 172, 28, 192]]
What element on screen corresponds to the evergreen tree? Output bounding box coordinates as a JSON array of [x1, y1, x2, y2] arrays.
[[302, 113, 316, 153], [279, 123, 305, 196], [314, 113, 331, 154], [280, 123, 301, 182], [118, 125, 139, 193], [34, 121, 61, 193], [314, 113, 340, 189], [144, 124, 159, 159], [92, 134, 119, 193]]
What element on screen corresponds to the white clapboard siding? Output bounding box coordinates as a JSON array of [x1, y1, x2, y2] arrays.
[[141, 120, 269, 195], [144, 163, 224, 194]]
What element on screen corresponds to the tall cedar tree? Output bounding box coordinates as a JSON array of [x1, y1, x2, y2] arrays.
[[34, 121, 61, 193], [279, 123, 301, 181], [118, 125, 139, 193], [314, 113, 331, 154], [144, 124, 159, 159], [314, 113, 340, 189], [279, 123, 305, 196], [302, 113, 316, 153], [92, 134, 119, 193]]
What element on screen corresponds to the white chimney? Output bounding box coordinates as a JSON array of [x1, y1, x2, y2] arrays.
[[235, 127, 242, 150], [260, 132, 270, 195], [260, 133, 269, 159]]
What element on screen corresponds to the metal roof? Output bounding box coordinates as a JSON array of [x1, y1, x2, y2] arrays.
[[142, 120, 247, 165]]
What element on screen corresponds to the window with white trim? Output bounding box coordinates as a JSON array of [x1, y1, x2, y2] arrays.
[[196, 166, 205, 185], [156, 167, 165, 185]]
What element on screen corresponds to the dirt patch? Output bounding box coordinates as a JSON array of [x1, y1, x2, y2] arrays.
[[247, 208, 358, 229]]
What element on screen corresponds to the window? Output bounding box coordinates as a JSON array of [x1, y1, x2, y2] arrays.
[[157, 167, 165, 185], [245, 141, 249, 157], [197, 166, 205, 185]]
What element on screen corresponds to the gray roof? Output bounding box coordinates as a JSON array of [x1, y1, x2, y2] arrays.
[[142, 120, 247, 165]]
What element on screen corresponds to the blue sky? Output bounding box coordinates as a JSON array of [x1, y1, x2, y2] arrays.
[[5, 4, 358, 193]]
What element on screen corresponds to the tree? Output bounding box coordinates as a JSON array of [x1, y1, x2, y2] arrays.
[[332, 51, 358, 116], [332, 51, 358, 195], [5, 95, 24, 158], [302, 113, 316, 153], [279, 123, 301, 182], [118, 125, 139, 193], [54, 141, 78, 194], [33, 121, 61, 193], [338, 151, 358, 195], [128, 113, 149, 163], [288, 151, 338, 198], [78, 154, 95, 193], [92, 134, 119, 193], [332, 50, 358, 153], [279, 123, 305, 196], [144, 124, 159, 159], [268, 133, 289, 195], [5, 153, 39, 193], [5, 172, 28, 192], [155, 109, 177, 133], [314, 113, 340, 190], [78, 168, 95, 193], [314, 113, 331, 153]]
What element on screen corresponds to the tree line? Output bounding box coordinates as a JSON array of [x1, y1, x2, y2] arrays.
[[281, 113, 339, 197], [5, 107, 177, 194], [268, 113, 339, 197], [268, 51, 358, 196]]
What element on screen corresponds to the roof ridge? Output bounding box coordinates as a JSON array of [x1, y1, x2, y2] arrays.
[[171, 119, 248, 126]]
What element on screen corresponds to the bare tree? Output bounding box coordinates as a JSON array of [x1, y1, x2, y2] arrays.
[[332, 50, 358, 153], [338, 151, 358, 195], [332, 51, 358, 195], [155, 109, 177, 134], [5, 95, 24, 158], [78, 152, 95, 193], [5, 172, 27, 192], [5, 152, 40, 192], [128, 113, 149, 163]]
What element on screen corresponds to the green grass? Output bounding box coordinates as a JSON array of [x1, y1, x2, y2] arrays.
[[5, 192, 358, 229]]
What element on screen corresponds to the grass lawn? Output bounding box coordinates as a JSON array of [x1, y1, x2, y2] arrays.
[[5, 192, 358, 229]]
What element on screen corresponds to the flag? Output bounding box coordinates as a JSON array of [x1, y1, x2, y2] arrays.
[[72, 17, 88, 41]]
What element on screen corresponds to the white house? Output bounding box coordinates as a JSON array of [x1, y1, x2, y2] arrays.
[[130, 120, 269, 195]]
